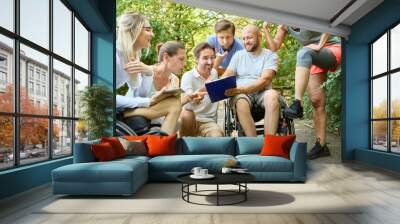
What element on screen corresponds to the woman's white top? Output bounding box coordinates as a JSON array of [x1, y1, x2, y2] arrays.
[[149, 73, 179, 95], [116, 50, 153, 109], [149, 71, 180, 125]]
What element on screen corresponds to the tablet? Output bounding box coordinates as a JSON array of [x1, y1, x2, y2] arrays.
[[205, 76, 237, 103], [162, 88, 184, 94]]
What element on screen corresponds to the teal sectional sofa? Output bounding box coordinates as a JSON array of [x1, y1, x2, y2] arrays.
[[52, 137, 307, 196]]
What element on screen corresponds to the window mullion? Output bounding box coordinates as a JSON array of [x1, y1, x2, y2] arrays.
[[370, 45, 373, 149], [71, 11, 76, 154], [387, 30, 391, 152], [14, 0, 20, 167], [49, 0, 53, 160]]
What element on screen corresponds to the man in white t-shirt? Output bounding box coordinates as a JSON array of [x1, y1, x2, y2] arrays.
[[224, 24, 280, 136], [180, 42, 224, 137]]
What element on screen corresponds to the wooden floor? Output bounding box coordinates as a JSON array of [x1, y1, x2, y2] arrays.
[[1, 160, 400, 224]]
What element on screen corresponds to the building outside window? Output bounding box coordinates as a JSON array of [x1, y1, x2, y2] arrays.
[[370, 23, 400, 154]]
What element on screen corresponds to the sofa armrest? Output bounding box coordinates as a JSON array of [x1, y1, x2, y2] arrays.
[[73, 140, 100, 163], [289, 141, 307, 181]]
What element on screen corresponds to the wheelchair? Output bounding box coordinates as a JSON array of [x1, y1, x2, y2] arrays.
[[115, 112, 168, 136], [224, 96, 295, 136]]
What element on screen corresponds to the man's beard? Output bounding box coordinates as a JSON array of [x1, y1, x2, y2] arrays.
[[203, 65, 212, 72], [246, 41, 259, 52]]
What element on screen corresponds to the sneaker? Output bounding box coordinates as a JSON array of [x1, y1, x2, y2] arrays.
[[284, 99, 303, 119], [307, 138, 330, 160]]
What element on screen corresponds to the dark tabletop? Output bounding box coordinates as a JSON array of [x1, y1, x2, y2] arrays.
[[177, 172, 255, 185]]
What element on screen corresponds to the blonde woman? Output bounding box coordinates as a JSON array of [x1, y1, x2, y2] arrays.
[[116, 12, 180, 135]]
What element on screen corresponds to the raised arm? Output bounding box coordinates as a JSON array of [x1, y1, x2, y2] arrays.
[[263, 22, 288, 52], [213, 51, 228, 71]]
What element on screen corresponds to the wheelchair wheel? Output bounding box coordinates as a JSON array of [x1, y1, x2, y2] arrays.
[[224, 95, 296, 137], [224, 100, 237, 136], [276, 117, 295, 136], [116, 120, 137, 136]]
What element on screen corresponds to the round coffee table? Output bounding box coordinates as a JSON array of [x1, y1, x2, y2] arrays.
[[177, 172, 255, 206]]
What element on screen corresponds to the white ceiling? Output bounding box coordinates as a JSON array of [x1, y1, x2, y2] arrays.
[[173, 0, 384, 37]]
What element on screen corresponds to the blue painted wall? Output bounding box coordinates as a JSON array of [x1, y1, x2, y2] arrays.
[[0, 0, 115, 200], [344, 0, 400, 171], [0, 158, 72, 199]]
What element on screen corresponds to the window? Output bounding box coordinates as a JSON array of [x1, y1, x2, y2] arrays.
[[75, 18, 89, 70], [28, 67, 34, 80], [0, 0, 14, 32], [42, 85, 46, 97], [0, 71, 6, 84], [74, 69, 89, 118], [53, 59, 72, 117], [371, 23, 400, 154], [0, 54, 7, 67], [28, 81, 34, 94], [36, 83, 40, 95], [20, 0, 49, 49], [0, 54, 7, 87], [35, 70, 41, 81], [53, 0, 72, 60], [0, 0, 91, 170]]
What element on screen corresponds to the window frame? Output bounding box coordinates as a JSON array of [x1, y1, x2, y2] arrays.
[[370, 20, 400, 154], [0, 0, 92, 171]]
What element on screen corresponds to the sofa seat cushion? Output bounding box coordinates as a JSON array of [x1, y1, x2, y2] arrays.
[[236, 137, 263, 155], [177, 137, 236, 155], [53, 159, 147, 183], [117, 155, 150, 163], [236, 155, 293, 172], [149, 154, 235, 172]]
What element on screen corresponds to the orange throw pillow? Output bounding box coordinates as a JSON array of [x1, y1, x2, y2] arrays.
[[260, 135, 296, 159], [91, 142, 117, 161], [101, 137, 126, 158], [146, 135, 177, 157]]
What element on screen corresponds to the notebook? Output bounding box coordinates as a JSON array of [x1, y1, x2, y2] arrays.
[[205, 75, 237, 103]]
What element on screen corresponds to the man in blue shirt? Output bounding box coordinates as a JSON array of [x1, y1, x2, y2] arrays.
[[207, 19, 243, 75]]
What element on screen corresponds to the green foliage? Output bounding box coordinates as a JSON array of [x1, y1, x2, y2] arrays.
[[273, 36, 300, 92], [117, 0, 218, 72], [79, 84, 113, 140]]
